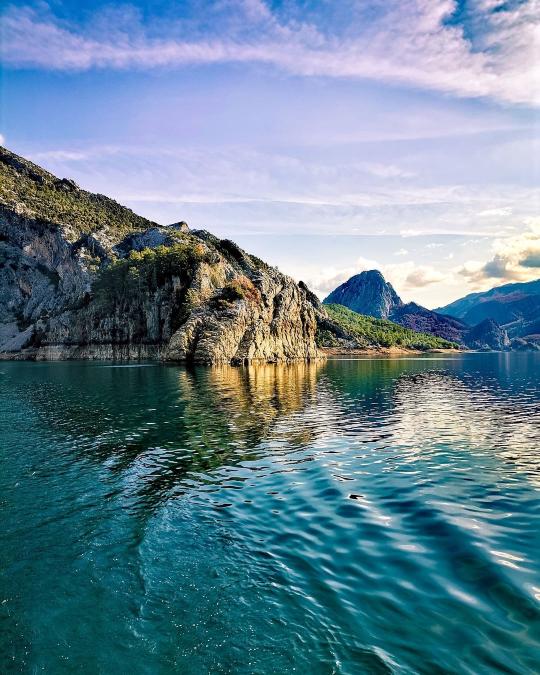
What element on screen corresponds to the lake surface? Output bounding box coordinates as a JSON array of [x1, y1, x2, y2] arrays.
[[1, 354, 539, 674]]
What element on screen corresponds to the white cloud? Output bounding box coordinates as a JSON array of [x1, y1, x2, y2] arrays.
[[477, 207, 512, 217], [404, 266, 446, 288], [2, 0, 539, 105], [459, 218, 540, 287], [363, 164, 415, 179], [394, 248, 409, 256], [31, 149, 95, 161], [0, 133, 5, 145], [301, 256, 448, 300]]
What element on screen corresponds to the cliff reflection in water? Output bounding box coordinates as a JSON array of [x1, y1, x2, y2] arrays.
[[7, 356, 539, 504], [132, 362, 325, 508], [177, 361, 323, 451]]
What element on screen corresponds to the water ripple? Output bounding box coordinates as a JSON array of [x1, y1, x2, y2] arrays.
[[1, 354, 539, 673]]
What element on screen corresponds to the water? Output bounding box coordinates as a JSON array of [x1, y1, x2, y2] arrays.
[[1, 354, 539, 674]]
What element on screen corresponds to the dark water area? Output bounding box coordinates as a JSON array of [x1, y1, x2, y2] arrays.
[[1, 354, 539, 674]]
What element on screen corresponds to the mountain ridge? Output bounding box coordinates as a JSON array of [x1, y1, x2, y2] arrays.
[[435, 279, 540, 319], [322, 269, 536, 350], [435, 279, 540, 344], [324, 271, 472, 345]]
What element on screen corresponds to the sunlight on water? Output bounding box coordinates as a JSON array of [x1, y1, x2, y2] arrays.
[[1, 354, 539, 673]]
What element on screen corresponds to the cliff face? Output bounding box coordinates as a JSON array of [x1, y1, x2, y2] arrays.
[[324, 270, 402, 318], [464, 319, 510, 351], [0, 147, 320, 363]]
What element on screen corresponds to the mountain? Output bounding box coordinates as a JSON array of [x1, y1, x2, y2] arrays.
[[389, 302, 468, 344], [324, 271, 469, 345], [435, 279, 540, 321], [436, 279, 540, 344], [464, 319, 511, 351], [319, 304, 458, 351], [323, 270, 402, 318], [0, 146, 319, 363]]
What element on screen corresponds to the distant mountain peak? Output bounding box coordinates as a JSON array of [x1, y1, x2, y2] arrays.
[[323, 269, 402, 318], [435, 278, 540, 345], [323, 270, 470, 345]]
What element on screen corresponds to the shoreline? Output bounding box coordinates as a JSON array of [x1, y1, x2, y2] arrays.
[[320, 346, 464, 357]]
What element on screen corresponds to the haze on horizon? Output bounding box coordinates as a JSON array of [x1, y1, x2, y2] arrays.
[[1, 0, 538, 308]]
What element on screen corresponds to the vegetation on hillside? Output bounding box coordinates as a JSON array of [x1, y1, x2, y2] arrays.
[[320, 304, 459, 350], [0, 146, 155, 237], [212, 275, 261, 309], [93, 243, 211, 304]]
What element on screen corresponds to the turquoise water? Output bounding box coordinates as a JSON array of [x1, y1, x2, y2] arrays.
[[1, 354, 539, 674]]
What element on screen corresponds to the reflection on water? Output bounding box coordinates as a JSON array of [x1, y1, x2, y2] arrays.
[[1, 354, 539, 674]]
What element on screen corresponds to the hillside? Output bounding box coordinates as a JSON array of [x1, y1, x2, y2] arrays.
[[0, 146, 319, 363], [0, 146, 155, 238], [318, 304, 459, 351], [324, 270, 470, 345]]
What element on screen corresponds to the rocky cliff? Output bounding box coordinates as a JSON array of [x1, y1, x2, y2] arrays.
[[324, 270, 403, 318], [0, 147, 320, 363]]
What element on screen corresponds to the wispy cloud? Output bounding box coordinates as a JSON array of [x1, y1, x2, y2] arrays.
[[2, 0, 539, 105], [24, 143, 539, 239]]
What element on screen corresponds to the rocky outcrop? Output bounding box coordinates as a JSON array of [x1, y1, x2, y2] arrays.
[[324, 270, 402, 318], [0, 147, 320, 364], [464, 319, 510, 351]]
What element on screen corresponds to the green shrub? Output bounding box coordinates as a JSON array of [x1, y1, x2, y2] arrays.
[[93, 243, 209, 305]]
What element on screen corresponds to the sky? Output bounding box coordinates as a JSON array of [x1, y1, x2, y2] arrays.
[[1, 0, 539, 307]]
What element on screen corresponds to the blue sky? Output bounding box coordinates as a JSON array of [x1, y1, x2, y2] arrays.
[[1, 0, 539, 306]]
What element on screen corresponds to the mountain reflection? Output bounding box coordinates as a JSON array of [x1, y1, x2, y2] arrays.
[[128, 362, 325, 508]]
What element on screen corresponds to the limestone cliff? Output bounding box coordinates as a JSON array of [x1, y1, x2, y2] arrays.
[[0, 147, 320, 363]]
